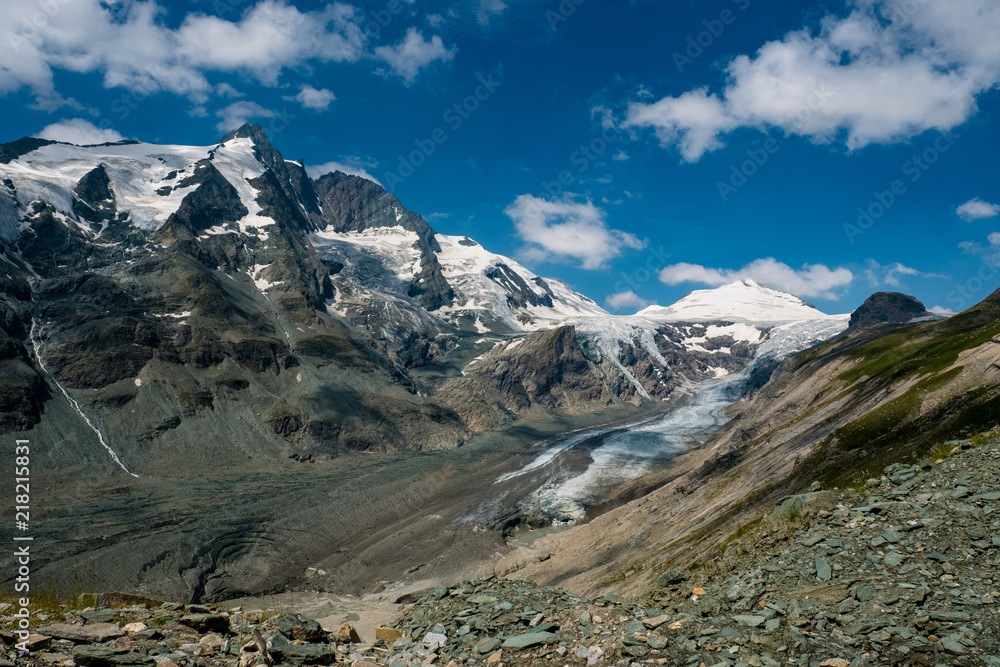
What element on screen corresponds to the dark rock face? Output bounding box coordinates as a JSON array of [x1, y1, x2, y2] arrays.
[[222, 123, 323, 231], [313, 170, 454, 310], [158, 161, 249, 238], [848, 292, 932, 331], [0, 137, 55, 163], [72, 164, 118, 223], [486, 264, 554, 308], [438, 326, 612, 429]]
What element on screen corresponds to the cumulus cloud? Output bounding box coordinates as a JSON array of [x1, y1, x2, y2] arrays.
[[605, 291, 653, 312], [374, 28, 455, 85], [36, 119, 125, 145], [1, 1, 453, 108], [623, 0, 1000, 161], [929, 305, 955, 316], [956, 198, 1000, 221], [306, 158, 382, 186], [658, 258, 853, 300], [215, 101, 276, 133], [504, 193, 646, 270], [289, 85, 336, 111]]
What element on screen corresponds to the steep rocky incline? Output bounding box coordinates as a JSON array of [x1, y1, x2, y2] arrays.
[[514, 287, 1000, 603]]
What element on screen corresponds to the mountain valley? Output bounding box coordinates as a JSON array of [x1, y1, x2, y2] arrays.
[[0, 125, 996, 638]]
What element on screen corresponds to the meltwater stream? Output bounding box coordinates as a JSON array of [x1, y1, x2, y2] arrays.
[[29, 318, 138, 477]]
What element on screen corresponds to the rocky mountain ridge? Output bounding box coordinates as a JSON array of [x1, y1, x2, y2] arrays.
[[0, 126, 852, 463]]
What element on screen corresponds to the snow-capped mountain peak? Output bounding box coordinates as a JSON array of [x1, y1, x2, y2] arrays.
[[637, 279, 840, 322]]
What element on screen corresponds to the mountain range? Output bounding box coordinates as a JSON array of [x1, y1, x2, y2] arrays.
[[0, 124, 854, 465], [0, 125, 972, 603]]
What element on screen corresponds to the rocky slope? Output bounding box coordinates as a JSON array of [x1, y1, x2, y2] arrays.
[[4, 436, 998, 667], [513, 286, 1000, 603]]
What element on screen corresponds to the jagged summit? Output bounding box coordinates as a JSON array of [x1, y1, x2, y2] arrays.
[[0, 127, 606, 324], [638, 279, 838, 322]]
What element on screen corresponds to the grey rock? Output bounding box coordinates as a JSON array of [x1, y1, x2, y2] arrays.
[[881, 529, 901, 543], [815, 556, 832, 581], [501, 631, 558, 649], [855, 585, 874, 601], [623, 644, 650, 658], [939, 636, 968, 655], [732, 615, 766, 628], [422, 632, 448, 651], [657, 569, 686, 587], [625, 620, 646, 635], [473, 637, 501, 654], [929, 610, 971, 622], [466, 595, 497, 604], [37, 623, 124, 643], [80, 610, 119, 623], [178, 613, 229, 634], [71, 647, 154, 667], [884, 551, 904, 566], [888, 467, 917, 485], [274, 615, 325, 642], [267, 644, 338, 665]]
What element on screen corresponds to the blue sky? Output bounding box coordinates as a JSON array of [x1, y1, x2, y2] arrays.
[[3, 0, 1000, 315]]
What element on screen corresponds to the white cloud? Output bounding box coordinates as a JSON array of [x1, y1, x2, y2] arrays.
[[956, 197, 1000, 221], [36, 119, 125, 145], [958, 232, 1000, 266], [929, 305, 955, 316], [477, 0, 507, 26], [605, 291, 653, 312], [289, 85, 336, 111], [1, 0, 368, 108], [612, 150, 629, 161], [659, 258, 853, 300], [426, 14, 445, 28], [215, 101, 276, 133], [306, 159, 382, 186], [374, 28, 455, 85], [216, 82, 244, 98], [863, 259, 935, 287], [624, 0, 1000, 161], [504, 193, 646, 270]]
